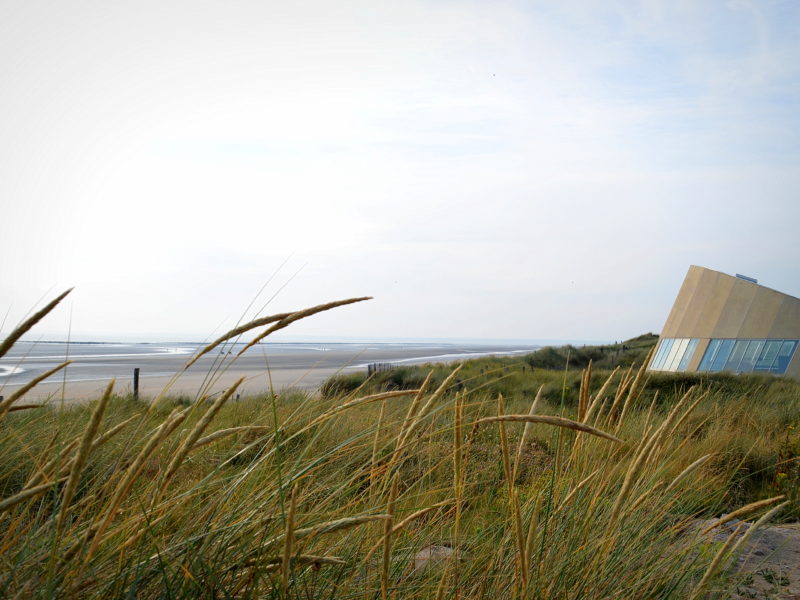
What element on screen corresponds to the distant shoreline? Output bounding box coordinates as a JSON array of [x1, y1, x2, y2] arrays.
[[11, 338, 604, 346], [0, 341, 540, 402]]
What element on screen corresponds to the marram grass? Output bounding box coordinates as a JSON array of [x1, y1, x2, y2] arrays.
[[0, 292, 797, 599]]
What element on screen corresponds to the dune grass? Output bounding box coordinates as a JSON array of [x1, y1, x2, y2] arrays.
[[0, 294, 797, 598]]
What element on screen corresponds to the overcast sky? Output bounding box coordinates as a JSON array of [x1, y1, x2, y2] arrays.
[[1, 0, 798, 343]]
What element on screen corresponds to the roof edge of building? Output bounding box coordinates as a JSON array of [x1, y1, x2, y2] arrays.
[[688, 265, 800, 304]]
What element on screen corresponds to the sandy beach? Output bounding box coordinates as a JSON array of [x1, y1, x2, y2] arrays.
[[0, 341, 537, 402]]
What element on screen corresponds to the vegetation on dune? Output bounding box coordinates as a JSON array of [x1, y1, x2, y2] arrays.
[[321, 335, 661, 399], [524, 333, 660, 370], [0, 293, 798, 598]]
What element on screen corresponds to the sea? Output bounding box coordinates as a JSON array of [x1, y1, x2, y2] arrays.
[[0, 340, 542, 391]]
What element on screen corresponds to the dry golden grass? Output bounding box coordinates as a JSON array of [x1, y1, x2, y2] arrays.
[[0, 288, 72, 359], [701, 495, 786, 534], [0, 291, 796, 599]]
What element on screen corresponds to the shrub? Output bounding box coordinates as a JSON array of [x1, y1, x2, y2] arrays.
[[319, 372, 367, 397]]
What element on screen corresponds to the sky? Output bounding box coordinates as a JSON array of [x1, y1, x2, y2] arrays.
[[1, 0, 799, 343]]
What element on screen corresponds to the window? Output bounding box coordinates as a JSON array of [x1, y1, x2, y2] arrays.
[[738, 340, 764, 372], [648, 337, 800, 374], [755, 341, 782, 372], [710, 340, 735, 372], [698, 340, 722, 372], [723, 340, 749, 372], [663, 339, 684, 371], [774, 341, 798, 374], [649, 338, 701, 372], [697, 339, 798, 375], [678, 339, 699, 371], [650, 339, 674, 370]]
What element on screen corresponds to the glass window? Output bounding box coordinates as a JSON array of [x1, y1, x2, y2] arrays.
[[677, 339, 700, 372], [650, 339, 668, 370], [651, 339, 674, 371], [663, 339, 686, 372], [650, 340, 663, 370], [738, 340, 764, 373], [724, 340, 749, 372], [691, 339, 798, 375], [698, 340, 721, 372], [755, 340, 783, 372], [773, 341, 798, 374], [665, 338, 690, 372], [709, 339, 735, 372]]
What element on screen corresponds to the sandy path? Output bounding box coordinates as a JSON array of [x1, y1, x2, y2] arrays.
[[692, 517, 800, 599]]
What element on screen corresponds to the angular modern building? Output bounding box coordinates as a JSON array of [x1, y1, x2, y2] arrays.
[[649, 266, 800, 378]]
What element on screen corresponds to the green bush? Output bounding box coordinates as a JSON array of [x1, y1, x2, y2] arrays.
[[319, 372, 367, 397]]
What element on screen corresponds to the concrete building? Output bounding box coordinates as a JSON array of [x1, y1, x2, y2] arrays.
[[649, 266, 800, 378]]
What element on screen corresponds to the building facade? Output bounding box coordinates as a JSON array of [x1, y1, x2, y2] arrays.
[[649, 266, 800, 378]]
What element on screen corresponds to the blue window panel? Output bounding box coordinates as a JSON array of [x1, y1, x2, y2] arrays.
[[661, 339, 680, 371], [709, 340, 735, 372], [658, 339, 676, 369], [765, 340, 785, 371], [692, 339, 797, 375], [650, 339, 670, 370], [664, 339, 687, 372], [754, 340, 782, 372], [753, 340, 782, 373], [724, 340, 749, 372], [677, 339, 699, 372], [660, 339, 679, 371], [652, 339, 674, 370], [698, 340, 721, 372], [738, 340, 764, 373], [649, 340, 663, 369], [773, 341, 798, 374], [666, 339, 690, 371]]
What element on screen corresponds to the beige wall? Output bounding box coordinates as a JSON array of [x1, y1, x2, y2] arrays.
[[712, 277, 757, 337], [661, 265, 703, 337], [737, 287, 785, 339], [768, 296, 800, 339], [656, 266, 800, 378], [787, 353, 800, 379]]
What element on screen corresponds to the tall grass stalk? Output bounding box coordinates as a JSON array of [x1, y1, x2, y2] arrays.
[[0, 292, 797, 598]]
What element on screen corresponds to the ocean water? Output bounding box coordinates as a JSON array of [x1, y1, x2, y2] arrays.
[[0, 340, 539, 389]]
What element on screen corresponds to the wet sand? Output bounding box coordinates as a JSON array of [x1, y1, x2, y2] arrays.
[[0, 342, 537, 402], [12, 367, 345, 403]]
